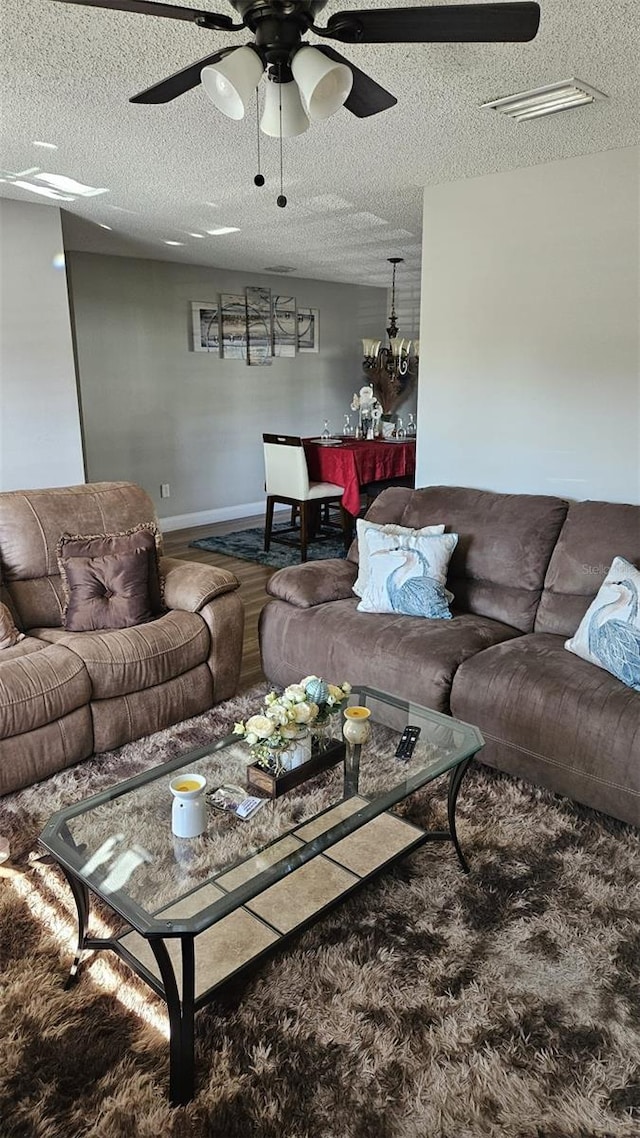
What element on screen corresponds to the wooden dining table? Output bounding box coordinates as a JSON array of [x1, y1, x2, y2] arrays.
[[304, 437, 416, 517]]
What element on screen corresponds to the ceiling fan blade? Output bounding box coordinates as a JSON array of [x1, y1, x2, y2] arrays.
[[47, 0, 235, 30], [130, 46, 236, 102], [323, 3, 541, 44], [315, 45, 397, 118]]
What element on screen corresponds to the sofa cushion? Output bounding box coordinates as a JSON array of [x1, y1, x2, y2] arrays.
[[357, 528, 457, 620], [33, 610, 210, 700], [267, 559, 358, 609], [450, 632, 640, 827], [565, 556, 640, 690], [353, 518, 445, 598], [534, 500, 640, 637], [57, 524, 164, 627], [61, 549, 155, 632], [0, 642, 91, 740], [259, 596, 521, 714]]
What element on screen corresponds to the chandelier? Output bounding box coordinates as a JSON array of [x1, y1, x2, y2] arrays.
[[362, 258, 419, 415]]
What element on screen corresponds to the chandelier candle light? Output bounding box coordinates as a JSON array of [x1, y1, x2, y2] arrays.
[[362, 257, 419, 416]]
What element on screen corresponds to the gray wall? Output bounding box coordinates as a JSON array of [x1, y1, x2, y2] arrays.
[[67, 252, 388, 525], [416, 145, 640, 505], [0, 199, 85, 490]]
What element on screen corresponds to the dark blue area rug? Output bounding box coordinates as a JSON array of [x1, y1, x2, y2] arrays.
[[189, 525, 347, 569]]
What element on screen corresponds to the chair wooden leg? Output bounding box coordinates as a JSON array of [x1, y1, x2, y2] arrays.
[[340, 505, 354, 551], [264, 497, 276, 551], [299, 501, 308, 562]]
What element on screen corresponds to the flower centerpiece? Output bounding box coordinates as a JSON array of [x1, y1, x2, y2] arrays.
[[234, 677, 351, 774]]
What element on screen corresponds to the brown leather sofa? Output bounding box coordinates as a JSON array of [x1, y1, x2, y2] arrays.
[[259, 485, 640, 827], [0, 482, 244, 795]]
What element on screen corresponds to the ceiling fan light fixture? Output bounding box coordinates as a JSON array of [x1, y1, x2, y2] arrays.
[[291, 46, 353, 121], [201, 46, 265, 121], [260, 79, 309, 138]]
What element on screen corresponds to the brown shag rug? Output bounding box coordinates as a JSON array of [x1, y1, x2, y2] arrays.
[[1, 685, 639, 1138]]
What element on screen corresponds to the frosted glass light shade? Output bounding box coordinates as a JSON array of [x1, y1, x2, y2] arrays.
[[201, 46, 265, 121], [261, 80, 309, 137], [291, 46, 353, 121]]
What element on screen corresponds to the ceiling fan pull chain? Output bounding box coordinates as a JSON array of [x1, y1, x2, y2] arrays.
[[276, 62, 287, 208], [254, 89, 265, 188]]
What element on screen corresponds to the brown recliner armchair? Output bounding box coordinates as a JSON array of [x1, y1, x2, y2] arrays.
[[0, 482, 244, 795]]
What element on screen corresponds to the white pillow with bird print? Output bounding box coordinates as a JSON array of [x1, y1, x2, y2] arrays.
[[353, 518, 445, 598], [357, 527, 458, 619], [565, 556, 640, 690]]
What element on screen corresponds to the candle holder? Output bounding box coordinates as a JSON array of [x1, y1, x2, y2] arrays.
[[342, 706, 371, 796], [169, 772, 207, 838]]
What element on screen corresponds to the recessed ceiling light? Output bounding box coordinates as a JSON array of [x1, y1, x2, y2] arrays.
[[187, 232, 205, 238], [263, 265, 296, 273], [33, 140, 58, 150], [98, 223, 113, 230], [206, 226, 240, 236], [163, 240, 184, 246], [482, 78, 607, 121]]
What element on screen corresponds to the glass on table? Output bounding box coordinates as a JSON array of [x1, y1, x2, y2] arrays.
[[396, 417, 406, 440], [406, 413, 416, 438], [321, 420, 331, 440], [343, 414, 354, 437]]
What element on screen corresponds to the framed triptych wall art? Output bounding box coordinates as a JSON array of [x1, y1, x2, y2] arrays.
[[190, 292, 319, 361]]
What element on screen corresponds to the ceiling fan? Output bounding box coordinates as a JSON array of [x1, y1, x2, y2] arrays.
[[49, 1, 541, 121], [49, 0, 540, 205]]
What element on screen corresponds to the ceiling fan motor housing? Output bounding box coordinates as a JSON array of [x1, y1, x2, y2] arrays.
[[231, 0, 357, 66]]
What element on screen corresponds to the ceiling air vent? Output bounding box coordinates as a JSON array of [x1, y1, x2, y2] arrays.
[[482, 78, 607, 121]]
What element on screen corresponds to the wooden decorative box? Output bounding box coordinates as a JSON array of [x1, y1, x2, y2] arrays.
[[246, 738, 346, 799]]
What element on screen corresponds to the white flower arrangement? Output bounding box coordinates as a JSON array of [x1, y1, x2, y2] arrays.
[[234, 677, 352, 769]]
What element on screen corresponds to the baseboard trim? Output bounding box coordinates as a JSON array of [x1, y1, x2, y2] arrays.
[[159, 500, 287, 533]]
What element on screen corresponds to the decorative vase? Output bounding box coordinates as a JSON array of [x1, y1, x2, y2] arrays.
[[342, 706, 372, 748], [257, 727, 312, 773], [284, 727, 312, 769]]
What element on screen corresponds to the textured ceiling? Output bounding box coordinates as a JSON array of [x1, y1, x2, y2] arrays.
[[1, 0, 638, 286]]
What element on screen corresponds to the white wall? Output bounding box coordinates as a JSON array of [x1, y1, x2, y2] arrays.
[[67, 253, 388, 525], [416, 146, 640, 504], [0, 200, 85, 490]]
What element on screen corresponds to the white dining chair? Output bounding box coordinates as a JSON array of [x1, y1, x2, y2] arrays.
[[262, 434, 349, 562]]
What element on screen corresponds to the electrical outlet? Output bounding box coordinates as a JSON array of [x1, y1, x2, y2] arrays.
[[160, 483, 171, 499]]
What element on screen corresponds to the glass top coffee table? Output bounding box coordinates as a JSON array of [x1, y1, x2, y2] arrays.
[[40, 686, 484, 1104]]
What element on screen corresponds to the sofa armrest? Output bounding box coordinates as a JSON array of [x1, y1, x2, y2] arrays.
[[160, 556, 239, 613], [267, 559, 357, 609]]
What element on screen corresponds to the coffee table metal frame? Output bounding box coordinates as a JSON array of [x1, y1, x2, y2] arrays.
[[40, 687, 484, 1105]]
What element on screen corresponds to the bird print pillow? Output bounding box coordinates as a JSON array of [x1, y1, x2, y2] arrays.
[[353, 518, 446, 598], [356, 528, 458, 619], [565, 556, 640, 690]]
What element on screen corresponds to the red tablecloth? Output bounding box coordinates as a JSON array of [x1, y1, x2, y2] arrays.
[[304, 438, 416, 516]]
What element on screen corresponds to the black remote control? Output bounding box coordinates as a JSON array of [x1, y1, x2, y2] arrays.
[[395, 725, 421, 760]]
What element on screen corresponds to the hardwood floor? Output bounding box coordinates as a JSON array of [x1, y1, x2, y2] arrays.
[[162, 514, 276, 692]]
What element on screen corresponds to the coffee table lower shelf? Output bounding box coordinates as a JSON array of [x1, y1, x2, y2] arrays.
[[70, 801, 458, 1106]]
